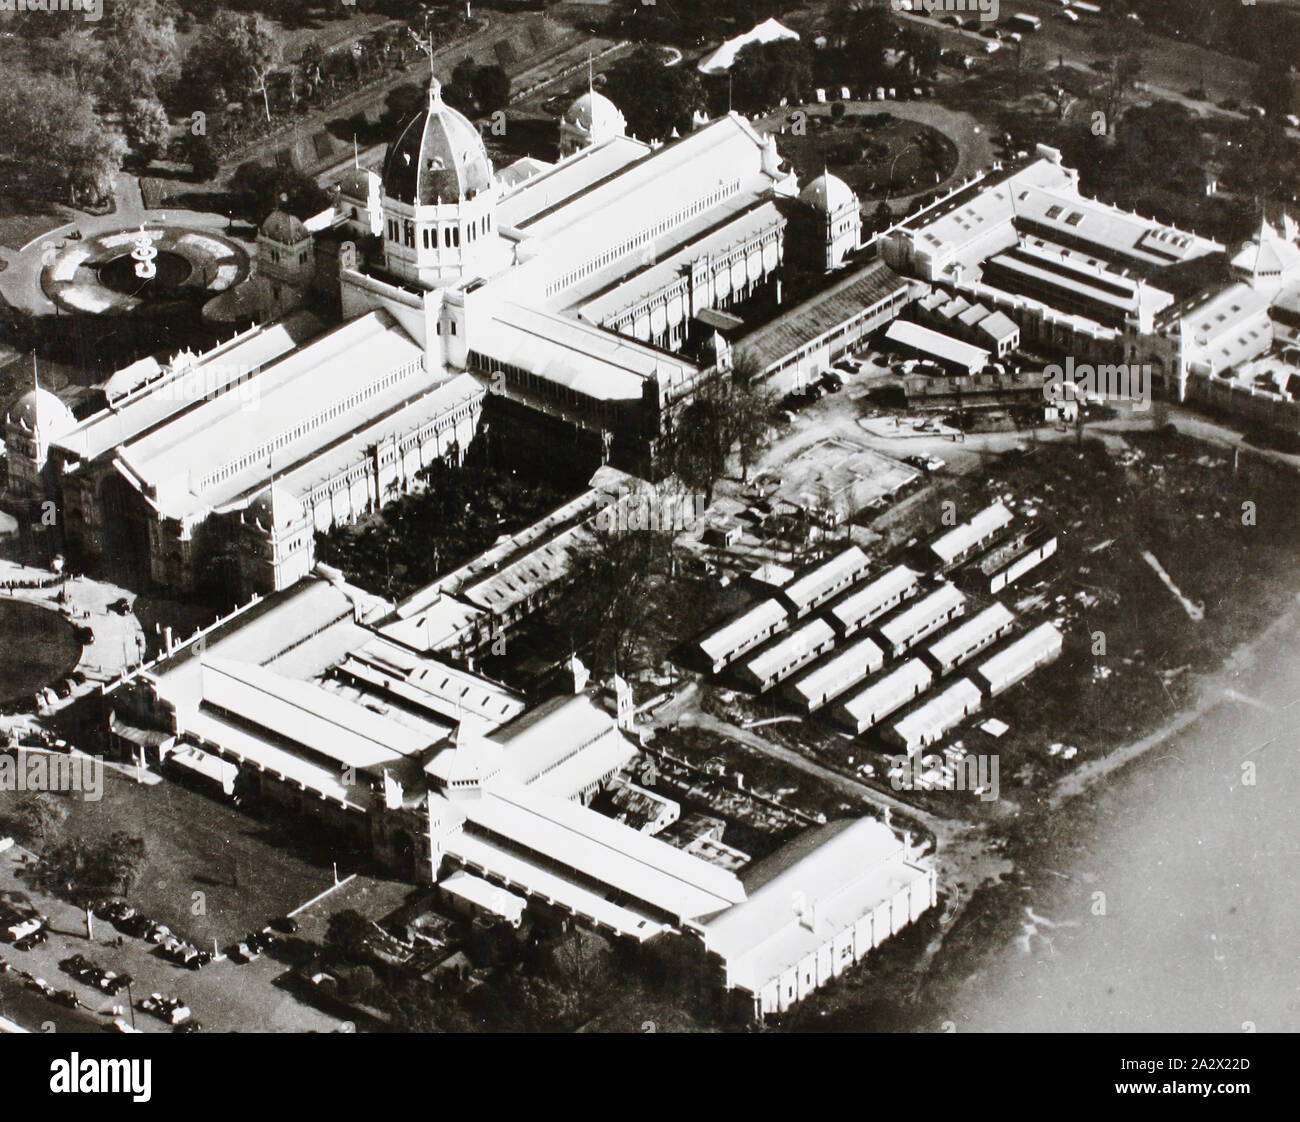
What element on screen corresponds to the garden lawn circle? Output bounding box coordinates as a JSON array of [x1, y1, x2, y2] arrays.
[[40, 225, 249, 317], [777, 110, 960, 201], [0, 599, 82, 706]]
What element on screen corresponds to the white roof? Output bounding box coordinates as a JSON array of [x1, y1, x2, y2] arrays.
[[884, 320, 990, 371], [699, 818, 927, 994], [837, 659, 933, 726], [698, 18, 800, 75], [827, 565, 919, 631], [976, 621, 1062, 687], [440, 870, 526, 923], [496, 135, 649, 230], [441, 828, 664, 941], [477, 302, 696, 402], [461, 781, 745, 922], [785, 635, 884, 707], [878, 583, 967, 647], [926, 602, 1015, 668], [56, 313, 322, 464], [184, 706, 364, 809], [199, 656, 432, 770], [741, 619, 836, 683], [117, 310, 425, 518], [489, 694, 632, 788], [340, 637, 525, 728], [782, 546, 871, 612], [700, 598, 789, 664], [891, 678, 982, 747], [930, 502, 1013, 565]]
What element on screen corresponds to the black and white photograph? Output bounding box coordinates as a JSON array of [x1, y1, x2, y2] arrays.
[[0, 0, 1293, 1088]]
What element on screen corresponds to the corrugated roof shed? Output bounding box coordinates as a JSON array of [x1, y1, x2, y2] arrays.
[[926, 602, 1016, 670], [742, 261, 911, 371], [929, 502, 1013, 566]]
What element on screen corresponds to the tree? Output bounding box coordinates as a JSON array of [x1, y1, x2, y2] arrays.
[[730, 39, 813, 116], [665, 366, 774, 503], [557, 525, 676, 675], [472, 64, 512, 116], [182, 130, 219, 181], [99, 833, 147, 896], [44, 29, 106, 97], [444, 55, 479, 112], [0, 67, 126, 204], [182, 12, 282, 120], [326, 909, 375, 962], [123, 97, 171, 163], [897, 26, 941, 81], [102, 0, 182, 104], [228, 161, 330, 222], [604, 46, 702, 142], [7, 793, 68, 850], [1252, 54, 1295, 120]]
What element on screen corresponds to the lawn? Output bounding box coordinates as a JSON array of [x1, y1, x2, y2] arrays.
[[777, 111, 959, 199], [0, 196, 70, 253], [37, 769, 339, 947]]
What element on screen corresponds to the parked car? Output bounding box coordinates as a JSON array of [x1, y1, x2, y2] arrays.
[[108, 598, 131, 615], [52, 989, 80, 1008], [102, 973, 132, 996], [174, 1020, 203, 1033], [227, 941, 259, 964], [14, 928, 48, 951], [269, 916, 299, 935]]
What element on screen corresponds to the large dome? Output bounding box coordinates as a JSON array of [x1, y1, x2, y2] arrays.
[[563, 90, 626, 140], [6, 388, 77, 439], [800, 172, 857, 215], [383, 80, 493, 206]]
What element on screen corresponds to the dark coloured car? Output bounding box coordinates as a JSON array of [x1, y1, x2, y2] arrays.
[[14, 929, 48, 951], [269, 916, 299, 935], [52, 990, 80, 1008], [109, 598, 131, 615]]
